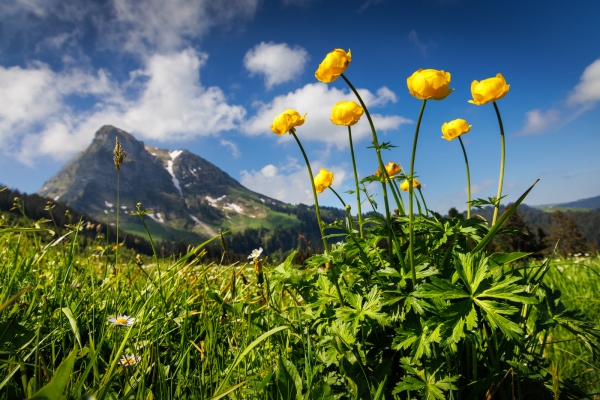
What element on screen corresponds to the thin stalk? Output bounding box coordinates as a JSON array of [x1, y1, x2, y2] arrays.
[[409, 100, 428, 287], [417, 188, 429, 217], [348, 126, 364, 237], [341, 73, 394, 268], [458, 136, 471, 219], [492, 101, 506, 226], [290, 130, 329, 253], [326, 187, 348, 306], [388, 177, 405, 215], [116, 171, 120, 272], [328, 187, 355, 233]]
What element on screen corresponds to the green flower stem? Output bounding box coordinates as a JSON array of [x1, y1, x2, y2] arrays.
[[290, 130, 330, 253], [417, 188, 429, 217], [328, 187, 356, 233], [347, 126, 364, 238], [458, 136, 471, 219], [388, 179, 405, 215], [409, 100, 428, 287], [492, 101, 506, 226], [341, 73, 394, 268]]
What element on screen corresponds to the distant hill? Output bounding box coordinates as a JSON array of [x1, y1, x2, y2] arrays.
[[532, 194, 600, 212]]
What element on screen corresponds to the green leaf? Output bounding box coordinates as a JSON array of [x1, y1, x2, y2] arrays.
[[61, 307, 82, 348], [212, 325, 289, 395], [488, 252, 532, 267], [415, 277, 469, 300], [280, 358, 303, 400], [311, 381, 334, 400], [470, 179, 539, 253], [29, 345, 78, 400]]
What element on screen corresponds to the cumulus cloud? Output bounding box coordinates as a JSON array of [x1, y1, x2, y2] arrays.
[[0, 48, 246, 163], [243, 83, 411, 148], [515, 109, 561, 136], [568, 58, 600, 106], [244, 42, 309, 89], [240, 159, 347, 205], [1, 0, 261, 56], [471, 179, 493, 195]]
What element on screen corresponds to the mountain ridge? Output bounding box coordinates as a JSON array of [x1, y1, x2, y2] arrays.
[[37, 125, 300, 242]]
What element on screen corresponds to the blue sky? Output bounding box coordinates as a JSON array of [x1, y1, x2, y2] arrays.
[[1, 0, 599, 214]]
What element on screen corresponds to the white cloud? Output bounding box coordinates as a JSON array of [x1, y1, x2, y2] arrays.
[[408, 30, 429, 56], [244, 42, 309, 89], [220, 140, 240, 158], [1, 0, 261, 56], [0, 48, 246, 163], [357, 0, 385, 13], [240, 160, 347, 205], [568, 58, 600, 106], [243, 83, 411, 148], [471, 179, 493, 195], [515, 108, 561, 136]]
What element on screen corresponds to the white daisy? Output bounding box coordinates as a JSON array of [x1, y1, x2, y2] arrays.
[[248, 247, 263, 259], [119, 354, 140, 366], [108, 315, 135, 326]]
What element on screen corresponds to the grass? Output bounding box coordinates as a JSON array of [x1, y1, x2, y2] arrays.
[[1, 213, 599, 398]]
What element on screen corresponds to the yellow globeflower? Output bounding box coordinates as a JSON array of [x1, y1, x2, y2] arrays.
[[468, 73, 510, 105], [331, 101, 364, 126], [314, 168, 334, 194], [315, 49, 352, 83], [407, 69, 454, 100], [441, 119, 472, 141], [270, 109, 306, 135], [376, 162, 402, 179], [400, 179, 422, 192]]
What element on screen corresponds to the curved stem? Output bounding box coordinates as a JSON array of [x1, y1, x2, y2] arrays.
[[341, 73, 394, 268], [329, 187, 356, 234], [417, 188, 429, 217], [291, 130, 329, 253], [492, 101, 506, 226], [388, 178, 405, 215], [348, 126, 364, 238], [409, 100, 428, 287], [458, 136, 471, 219]]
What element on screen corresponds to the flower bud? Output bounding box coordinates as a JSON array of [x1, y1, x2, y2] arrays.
[[315, 49, 351, 83], [468, 73, 510, 105], [330, 101, 364, 126], [441, 119, 471, 141], [407, 69, 453, 100]]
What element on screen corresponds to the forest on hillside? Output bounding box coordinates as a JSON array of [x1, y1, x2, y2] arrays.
[[2, 184, 598, 262]]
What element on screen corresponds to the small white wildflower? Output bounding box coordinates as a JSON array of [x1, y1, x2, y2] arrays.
[[557, 266, 564, 272], [248, 247, 263, 259], [119, 354, 140, 366], [108, 315, 135, 327]]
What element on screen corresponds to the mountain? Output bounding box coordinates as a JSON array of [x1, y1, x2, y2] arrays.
[[37, 125, 300, 242]]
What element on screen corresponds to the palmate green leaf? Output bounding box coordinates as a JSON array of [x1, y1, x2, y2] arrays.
[[475, 275, 537, 304], [442, 299, 478, 344], [312, 276, 340, 315], [415, 277, 470, 300], [475, 299, 523, 341], [336, 286, 388, 330], [393, 361, 458, 400], [455, 252, 488, 295], [393, 318, 442, 362]]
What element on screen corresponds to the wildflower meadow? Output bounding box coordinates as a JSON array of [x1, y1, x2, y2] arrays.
[[1, 48, 599, 399]]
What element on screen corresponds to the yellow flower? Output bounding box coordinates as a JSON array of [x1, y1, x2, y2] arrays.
[[441, 119, 472, 141], [331, 101, 364, 126], [270, 109, 306, 135], [407, 69, 454, 100], [314, 168, 334, 194], [376, 162, 402, 179], [315, 49, 352, 83], [400, 179, 422, 192], [468, 73, 510, 105]]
